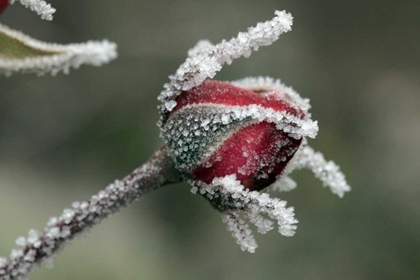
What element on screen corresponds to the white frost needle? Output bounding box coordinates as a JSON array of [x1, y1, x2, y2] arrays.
[[0, 23, 118, 76], [277, 145, 352, 198], [9, 0, 56, 20], [158, 10, 294, 113]]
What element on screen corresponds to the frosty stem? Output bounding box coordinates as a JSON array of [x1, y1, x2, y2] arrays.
[[0, 146, 180, 280]]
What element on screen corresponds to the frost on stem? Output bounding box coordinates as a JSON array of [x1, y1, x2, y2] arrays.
[[1, 9, 351, 280], [0, 147, 181, 280], [0, 23, 118, 76], [159, 11, 351, 252], [9, 0, 56, 20]]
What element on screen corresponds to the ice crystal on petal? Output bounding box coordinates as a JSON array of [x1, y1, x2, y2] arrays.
[[42, 258, 54, 269], [231, 76, 312, 112], [14, 238, 26, 247], [222, 211, 258, 253], [163, 103, 318, 173]]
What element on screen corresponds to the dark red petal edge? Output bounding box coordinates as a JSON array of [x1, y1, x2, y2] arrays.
[[0, 0, 9, 14], [193, 121, 302, 191], [172, 80, 305, 118]]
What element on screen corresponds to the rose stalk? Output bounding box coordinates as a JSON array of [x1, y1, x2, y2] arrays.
[[0, 9, 350, 280]]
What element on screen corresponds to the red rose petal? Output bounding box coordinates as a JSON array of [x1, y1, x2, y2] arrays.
[[172, 80, 304, 118], [0, 0, 9, 14], [193, 121, 302, 191]]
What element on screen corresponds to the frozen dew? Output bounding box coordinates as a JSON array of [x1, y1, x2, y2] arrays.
[[222, 211, 258, 253], [270, 145, 351, 198], [0, 24, 118, 76], [270, 175, 297, 192], [10, 0, 56, 21], [163, 102, 318, 174], [14, 238, 26, 247], [190, 174, 298, 252], [0, 148, 175, 279], [42, 258, 54, 269], [158, 10, 294, 119], [10, 250, 23, 260]]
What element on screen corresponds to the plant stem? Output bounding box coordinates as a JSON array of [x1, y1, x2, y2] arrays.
[[0, 146, 180, 280]]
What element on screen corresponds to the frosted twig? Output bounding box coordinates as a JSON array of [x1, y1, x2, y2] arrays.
[[158, 10, 294, 114], [0, 23, 118, 76], [9, 0, 56, 20], [0, 147, 181, 280]]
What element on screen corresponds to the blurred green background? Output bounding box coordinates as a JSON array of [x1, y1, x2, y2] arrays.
[[1, 0, 419, 279]]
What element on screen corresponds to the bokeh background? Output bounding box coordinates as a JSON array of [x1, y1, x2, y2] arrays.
[[1, 0, 419, 279]]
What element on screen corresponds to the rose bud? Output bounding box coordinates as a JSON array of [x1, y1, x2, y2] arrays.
[[0, 0, 9, 14], [157, 11, 350, 252], [160, 79, 318, 192]]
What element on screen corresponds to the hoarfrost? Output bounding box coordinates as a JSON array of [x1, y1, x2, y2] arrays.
[[270, 145, 351, 198], [163, 103, 318, 172], [158, 10, 294, 119], [191, 174, 298, 253], [10, 0, 56, 21], [0, 24, 118, 76]]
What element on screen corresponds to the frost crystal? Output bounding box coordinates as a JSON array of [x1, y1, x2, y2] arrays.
[[158, 10, 294, 120], [158, 10, 351, 252], [9, 0, 56, 21], [277, 145, 351, 198], [0, 24, 117, 76], [191, 174, 298, 253], [0, 148, 178, 280]]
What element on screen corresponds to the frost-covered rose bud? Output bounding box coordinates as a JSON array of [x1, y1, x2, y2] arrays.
[[157, 11, 350, 253], [161, 79, 317, 191], [0, 0, 9, 14]]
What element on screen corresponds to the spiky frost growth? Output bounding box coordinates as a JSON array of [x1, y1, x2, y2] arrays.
[[158, 11, 351, 252], [192, 175, 298, 253], [9, 0, 56, 20], [0, 147, 180, 280], [0, 24, 117, 76], [158, 10, 294, 115], [0, 9, 351, 280], [275, 145, 351, 198]]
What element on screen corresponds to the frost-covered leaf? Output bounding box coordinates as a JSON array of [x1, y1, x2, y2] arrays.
[[275, 145, 351, 197], [190, 174, 298, 253], [0, 23, 117, 76]]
